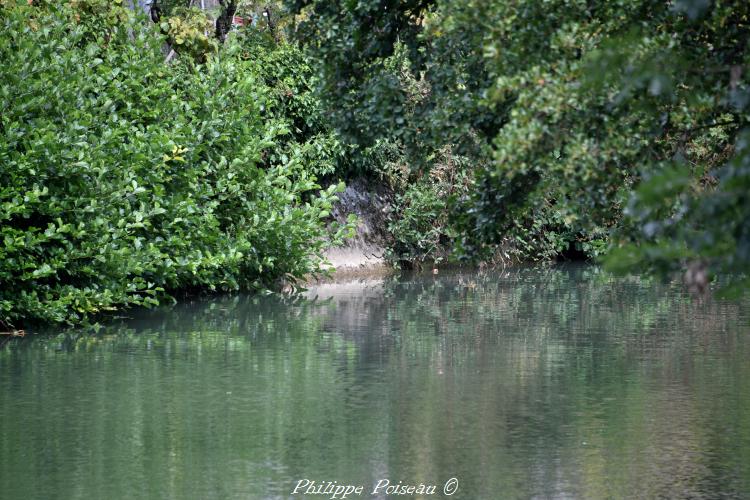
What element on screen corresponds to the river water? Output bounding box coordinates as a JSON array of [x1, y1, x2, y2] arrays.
[[1, 265, 749, 499]]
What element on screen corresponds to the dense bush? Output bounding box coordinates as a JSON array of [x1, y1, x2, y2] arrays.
[[287, 0, 581, 263], [0, 2, 352, 327], [288, 0, 750, 289], [234, 28, 346, 180], [386, 147, 471, 265]]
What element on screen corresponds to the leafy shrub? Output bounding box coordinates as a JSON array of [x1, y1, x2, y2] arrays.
[[387, 148, 472, 266], [235, 30, 346, 179], [161, 7, 216, 62], [0, 2, 352, 327]]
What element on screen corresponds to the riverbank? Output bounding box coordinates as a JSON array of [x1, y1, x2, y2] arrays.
[[319, 177, 394, 279]]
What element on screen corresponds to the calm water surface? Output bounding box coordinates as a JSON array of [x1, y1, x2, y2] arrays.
[[1, 265, 749, 499]]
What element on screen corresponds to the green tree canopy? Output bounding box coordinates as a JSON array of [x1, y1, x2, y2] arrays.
[[287, 0, 750, 291]]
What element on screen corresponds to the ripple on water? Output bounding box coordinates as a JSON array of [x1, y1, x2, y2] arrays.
[[1, 265, 749, 499]]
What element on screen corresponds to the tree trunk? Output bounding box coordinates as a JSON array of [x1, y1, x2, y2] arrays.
[[264, 5, 276, 40], [215, 0, 238, 42]]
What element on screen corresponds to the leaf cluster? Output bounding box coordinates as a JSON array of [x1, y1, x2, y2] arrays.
[[0, 2, 352, 327]]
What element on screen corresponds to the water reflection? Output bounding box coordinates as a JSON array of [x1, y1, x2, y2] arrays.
[[1, 265, 749, 499]]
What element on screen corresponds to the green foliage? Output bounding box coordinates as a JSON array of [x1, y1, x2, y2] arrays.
[[235, 29, 346, 179], [161, 7, 217, 61], [286, 0, 584, 262], [387, 147, 470, 265], [69, 0, 132, 34], [0, 2, 353, 327], [288, 0, 750, 288], [289, 1, 494, 163], [579, 1, 750, 289], [152, 0, 191, 18]]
